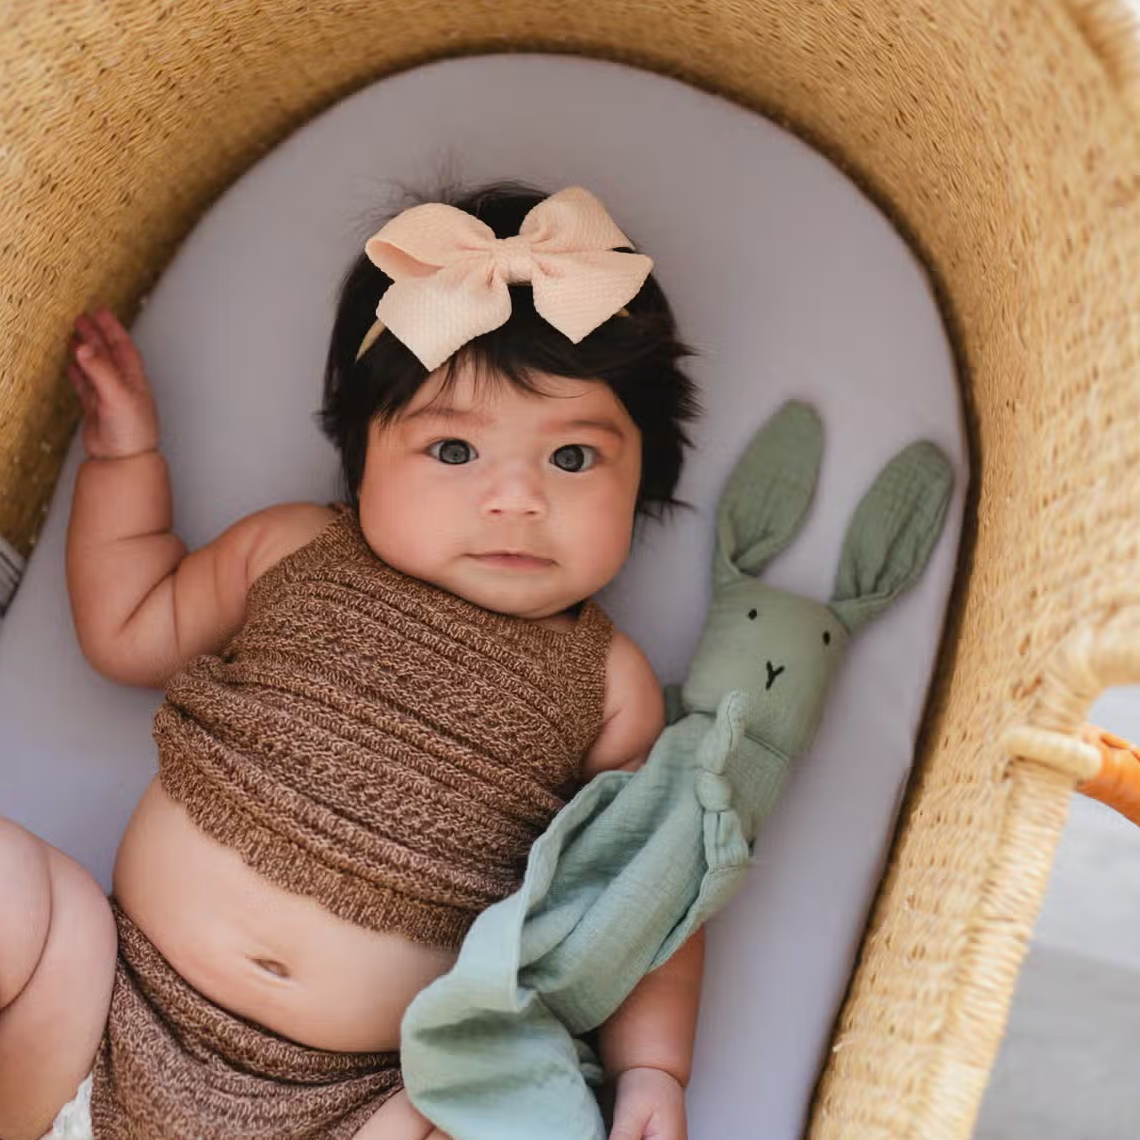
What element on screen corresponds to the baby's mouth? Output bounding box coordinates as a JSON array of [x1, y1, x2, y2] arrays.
[[470, 552, 553, 570]]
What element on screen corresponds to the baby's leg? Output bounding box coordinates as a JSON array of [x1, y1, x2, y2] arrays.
[[0, 818, 117, 1140], [352, 1089, 451, 1140]]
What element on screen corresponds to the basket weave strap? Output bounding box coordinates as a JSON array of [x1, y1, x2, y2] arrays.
[[1001, 604, 1140, 777], [1000, 725, 1102, 782]]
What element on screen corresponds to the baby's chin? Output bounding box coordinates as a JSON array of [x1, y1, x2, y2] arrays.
[[378, 554, 578, 620], [453, 580, 580, 621]]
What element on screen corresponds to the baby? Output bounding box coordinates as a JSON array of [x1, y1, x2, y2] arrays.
[[0, 184, 703, 1140]]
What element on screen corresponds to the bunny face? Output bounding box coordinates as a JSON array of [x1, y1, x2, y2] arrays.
[[678, 399, 951, 770], [681, 579, 849, 756]]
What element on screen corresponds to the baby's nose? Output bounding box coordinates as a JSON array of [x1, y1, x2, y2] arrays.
[[482, 466, 546, 516]]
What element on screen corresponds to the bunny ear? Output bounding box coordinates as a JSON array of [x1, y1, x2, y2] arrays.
[[829, 440, 954, 634], [714, 401, 823, 590]]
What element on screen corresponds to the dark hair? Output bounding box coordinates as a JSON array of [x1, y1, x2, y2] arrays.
[[320, 180, 700, 521]]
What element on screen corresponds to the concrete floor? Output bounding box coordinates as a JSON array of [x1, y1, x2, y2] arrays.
[[975, 686, 1140, 1140]]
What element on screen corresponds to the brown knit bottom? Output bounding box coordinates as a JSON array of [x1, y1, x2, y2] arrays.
[[90, 902, 402, 1139]]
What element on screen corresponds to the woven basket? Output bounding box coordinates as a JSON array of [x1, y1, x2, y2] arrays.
[[3, 1, 1140, 1136]]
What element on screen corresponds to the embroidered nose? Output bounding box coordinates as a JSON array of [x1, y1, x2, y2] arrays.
[[492, 235, 536, 283], [765, 661, 785, 691]]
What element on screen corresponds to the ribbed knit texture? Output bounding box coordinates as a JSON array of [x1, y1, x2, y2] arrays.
[[90, 902, 401, 1139], [155, 508, 613, 949]]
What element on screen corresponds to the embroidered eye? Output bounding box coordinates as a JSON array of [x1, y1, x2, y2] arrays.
[[551, 444, 597, 473], [748, 609, 758, 620], [822, 630, 832, 645], [429, 438, 476, 465]]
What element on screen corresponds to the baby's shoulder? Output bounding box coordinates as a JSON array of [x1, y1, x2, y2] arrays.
[[580, 629, 665, 778], [601, 627, 656, 691], [241, 501, 339, 586]]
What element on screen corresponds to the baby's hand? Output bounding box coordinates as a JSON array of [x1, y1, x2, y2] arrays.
[[610, 1067, 688, 1140], [68, 308, 160, 459]]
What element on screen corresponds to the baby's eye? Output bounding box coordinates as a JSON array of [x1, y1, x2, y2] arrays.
[[428, 438, 477, 465], [550, 444, 597, 473]]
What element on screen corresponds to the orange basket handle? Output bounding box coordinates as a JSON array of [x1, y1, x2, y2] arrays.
[[1076, 724, 1140, 826]]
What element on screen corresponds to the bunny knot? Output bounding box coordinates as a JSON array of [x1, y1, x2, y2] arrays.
[[696, 770, 733, 812]]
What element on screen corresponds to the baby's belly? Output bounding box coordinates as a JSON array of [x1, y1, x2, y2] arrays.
[[113, 778, 457, 1053]]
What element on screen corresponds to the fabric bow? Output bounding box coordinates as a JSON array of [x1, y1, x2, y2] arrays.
[[356, 187, 654, 370]]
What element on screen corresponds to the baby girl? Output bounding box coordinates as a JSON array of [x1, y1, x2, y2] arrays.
[[0, 184, 703, 1139]]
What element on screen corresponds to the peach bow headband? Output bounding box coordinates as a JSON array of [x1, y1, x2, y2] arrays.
[[354, 186, 654, 371]]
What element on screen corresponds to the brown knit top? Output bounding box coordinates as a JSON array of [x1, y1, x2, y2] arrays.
[[154, 508, 614, 950]]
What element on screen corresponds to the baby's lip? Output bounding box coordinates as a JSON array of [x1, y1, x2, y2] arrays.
[[471, 551, 554, 566]]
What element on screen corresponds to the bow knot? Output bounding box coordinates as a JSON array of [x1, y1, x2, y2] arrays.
[[492, 234, 538, 283], [358, 187, 654, 370]]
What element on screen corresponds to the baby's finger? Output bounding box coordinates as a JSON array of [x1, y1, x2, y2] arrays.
[[609, 1105, 653, 1140], [74, 311, 113, 358], [93, 308, 146, 385], [67, 362, 99, 418], [67, 360, 89, 396], [74, 343, 128, 400]]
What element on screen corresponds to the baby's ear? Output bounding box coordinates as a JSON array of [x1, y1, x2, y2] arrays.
[[829, 440, 954, 634], [714, 401, 823, 591]]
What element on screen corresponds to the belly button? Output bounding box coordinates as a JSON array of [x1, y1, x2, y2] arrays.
[[252, 957, 291, 979]]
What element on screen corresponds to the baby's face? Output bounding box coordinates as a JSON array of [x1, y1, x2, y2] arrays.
[[357, 363, 642, 619]]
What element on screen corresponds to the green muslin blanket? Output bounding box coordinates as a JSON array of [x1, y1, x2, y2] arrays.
[[400, 402, 954, 1140]]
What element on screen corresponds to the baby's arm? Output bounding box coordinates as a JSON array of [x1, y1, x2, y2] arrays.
[[65, 309, 330, 687], [582, 634, 705, 1140]]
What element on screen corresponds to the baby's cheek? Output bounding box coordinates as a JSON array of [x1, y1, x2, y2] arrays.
[[579, 508, 636, 583], [358, 496, 424, 570]]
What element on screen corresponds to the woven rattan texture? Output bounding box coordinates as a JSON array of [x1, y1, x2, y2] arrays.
[[2, 2, 1139, 1137]]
